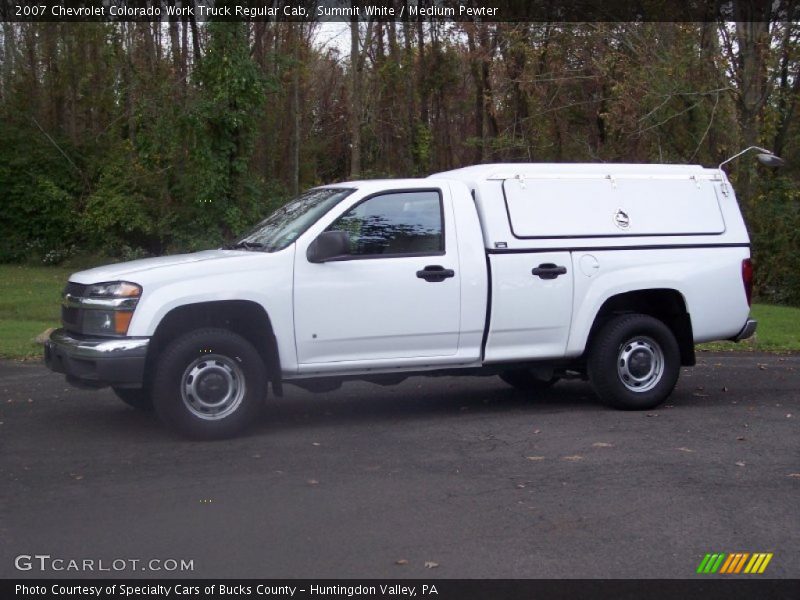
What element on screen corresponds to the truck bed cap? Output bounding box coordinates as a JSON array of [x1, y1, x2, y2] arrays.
[[430, 162, 718, 182]]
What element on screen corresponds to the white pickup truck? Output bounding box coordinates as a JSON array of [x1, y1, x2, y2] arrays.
[[45, 163, 756, 438]]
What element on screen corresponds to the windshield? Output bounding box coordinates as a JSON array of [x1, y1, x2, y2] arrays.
[[228, 187, 354, 252]]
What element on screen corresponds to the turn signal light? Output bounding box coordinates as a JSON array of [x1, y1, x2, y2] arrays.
[[114, 311, 134, 335]]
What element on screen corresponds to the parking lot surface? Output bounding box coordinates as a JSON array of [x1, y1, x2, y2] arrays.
[[1, 353, 798, 578]]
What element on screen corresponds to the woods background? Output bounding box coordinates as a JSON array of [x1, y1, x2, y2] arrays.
[[1, 9, 799, 303]]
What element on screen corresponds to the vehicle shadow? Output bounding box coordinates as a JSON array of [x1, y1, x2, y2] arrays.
[[40, 374, 700, 442], [249, 377, 605, 436]]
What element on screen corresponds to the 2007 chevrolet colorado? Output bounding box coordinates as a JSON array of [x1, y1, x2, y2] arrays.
[[45, 163, 756, 438]]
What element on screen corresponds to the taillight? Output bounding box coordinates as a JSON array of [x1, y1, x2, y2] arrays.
[[742, 259, 753, 307]]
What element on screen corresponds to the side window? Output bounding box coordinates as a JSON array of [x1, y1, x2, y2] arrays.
[[327, 190, 444, 257]]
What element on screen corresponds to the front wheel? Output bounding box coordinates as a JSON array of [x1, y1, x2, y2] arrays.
[[152, 328, 266, 439], [587, 314, 680, 410]]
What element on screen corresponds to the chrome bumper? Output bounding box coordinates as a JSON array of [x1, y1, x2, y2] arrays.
[[44, 328, 149, 388], [732, 319, 758, 342]]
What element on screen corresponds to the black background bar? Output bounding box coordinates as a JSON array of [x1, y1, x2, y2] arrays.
[[5, 579, 800, 600], [2, 0, 800, 23]]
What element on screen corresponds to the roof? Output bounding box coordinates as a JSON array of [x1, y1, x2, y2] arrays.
[[429, 162, 717, 182]]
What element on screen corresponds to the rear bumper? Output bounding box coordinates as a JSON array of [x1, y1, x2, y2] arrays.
[[731, 319, 758, 342], [44, 328, 149, 388]]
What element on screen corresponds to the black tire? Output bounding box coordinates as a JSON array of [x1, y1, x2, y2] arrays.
[[587, 313, 680, 410], [152, 328, 266, 439], [112, 386, 153, 411], [499, 370, 559, 393]]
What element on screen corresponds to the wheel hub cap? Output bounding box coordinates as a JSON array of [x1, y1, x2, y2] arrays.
[[617, 337, 664, 393], [181, 354, 246, 420]]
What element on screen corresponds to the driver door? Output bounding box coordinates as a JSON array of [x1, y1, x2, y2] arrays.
[[293, 188, 461, 366]]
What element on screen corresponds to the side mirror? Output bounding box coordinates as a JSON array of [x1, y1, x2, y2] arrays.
[[307, 230, 351, 263]]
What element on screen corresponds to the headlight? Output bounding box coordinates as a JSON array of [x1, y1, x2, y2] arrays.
[[64, 281, 142, 336], [87, 281, 142, 298]]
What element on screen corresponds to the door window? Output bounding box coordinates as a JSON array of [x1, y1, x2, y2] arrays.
[[327, 190, 444, 257]]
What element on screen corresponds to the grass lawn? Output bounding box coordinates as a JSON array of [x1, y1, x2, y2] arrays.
[[0, 265, 74, 359], [0, 265, 798, 359], [697, 303, 800, 353]]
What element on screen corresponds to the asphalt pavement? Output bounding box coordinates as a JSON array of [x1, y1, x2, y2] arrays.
[[1, 353, 798, 579]]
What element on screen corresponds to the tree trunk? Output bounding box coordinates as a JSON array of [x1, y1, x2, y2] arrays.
[[402, 7, 415, 172], [466, 25, 484, 163], [350, 15, 361, 177], [289, 24, 301, 195], [729, 2, 773, 206], [348, 8, 373, 178]]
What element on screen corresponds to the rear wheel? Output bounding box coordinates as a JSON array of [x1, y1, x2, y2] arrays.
[[587, 313, 680, 410], [112, 387, 153, 411], [499, 369, 559, 393], [152, 328, 266, 439]]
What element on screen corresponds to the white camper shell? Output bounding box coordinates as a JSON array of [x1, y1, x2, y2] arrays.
[[432, 163, 746, 250]]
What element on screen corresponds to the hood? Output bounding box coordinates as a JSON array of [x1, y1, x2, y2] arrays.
[[69, 250, 252, 285]]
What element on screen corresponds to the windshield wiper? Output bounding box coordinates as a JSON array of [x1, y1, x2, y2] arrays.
[[223, 241, 265, 251]]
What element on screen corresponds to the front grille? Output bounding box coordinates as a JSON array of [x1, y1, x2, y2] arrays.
[[64, 282, 89, 297], [61, 305, 82, 331], [62, 282, 88, 333]]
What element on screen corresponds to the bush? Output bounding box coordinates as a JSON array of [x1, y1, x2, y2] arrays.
[[748, 177, 800, 305], [0, 122, 81, 263]]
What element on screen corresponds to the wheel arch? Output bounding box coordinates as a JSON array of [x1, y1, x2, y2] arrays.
[[584, 288, 695, 366], [146, 300, 282, 395]]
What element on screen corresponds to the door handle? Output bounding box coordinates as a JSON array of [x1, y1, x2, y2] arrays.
[[532, 263, 568, 280], [416, 265, 455, 282]]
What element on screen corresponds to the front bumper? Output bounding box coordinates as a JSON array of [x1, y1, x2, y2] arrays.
[[731, 318, 758, 342], [44, 328, 149, 388]]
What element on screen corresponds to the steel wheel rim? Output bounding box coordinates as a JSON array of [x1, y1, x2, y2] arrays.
[[616, 336, 664, 393], [180, 354, 245, 420]]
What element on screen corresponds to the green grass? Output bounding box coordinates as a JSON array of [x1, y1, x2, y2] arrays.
[[697, 303, 800, 353], [0, 265, 73, 359], [0, 266, 799, 359]]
